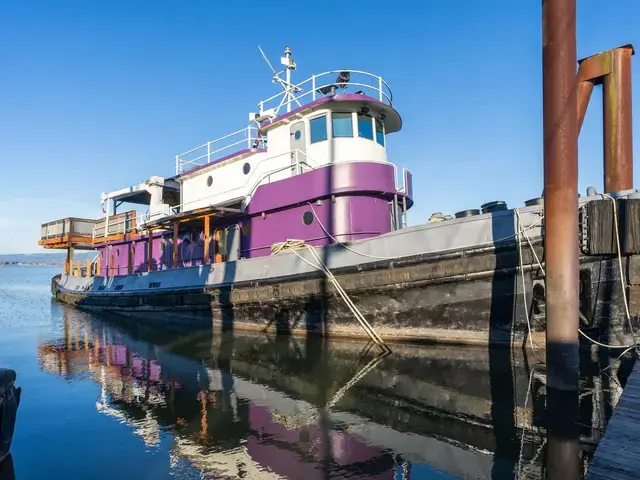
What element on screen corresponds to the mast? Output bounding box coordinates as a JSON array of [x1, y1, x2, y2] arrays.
[[282, 45, 296, 113]]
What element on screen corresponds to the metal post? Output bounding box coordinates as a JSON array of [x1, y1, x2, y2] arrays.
[[603, 47, 634, 192], [576, 45, 635, 192], [312, 75, 316, 101], [576, 79, 594, 132], [542, 0, 579, 392], [204, 215, 211, 264], [172, 221, 179, 269]]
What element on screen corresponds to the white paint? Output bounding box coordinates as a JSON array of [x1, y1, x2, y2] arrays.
[[178, 102, 390, 213]]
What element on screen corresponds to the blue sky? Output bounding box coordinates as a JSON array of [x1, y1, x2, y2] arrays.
[[1, 0, 639, 253]]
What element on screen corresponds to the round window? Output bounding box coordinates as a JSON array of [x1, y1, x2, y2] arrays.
[[294, 130, 301, 140], [302, 211, 314, 226], [243, 162, 251, 175], [207, 176, 213, 187], [242, 223, 251, 237]]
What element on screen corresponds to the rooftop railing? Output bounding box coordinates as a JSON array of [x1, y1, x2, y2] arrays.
[[258, 70, 393, 115], [40, 217, 96, 243], [174, 71, 392, 176], [175, 126, 263, 175]]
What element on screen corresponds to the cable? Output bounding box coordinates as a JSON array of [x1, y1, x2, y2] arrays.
[[601, 193, 636, 345], [271, 239, 390, 353], [515, 208, 544, 361], [516, 206, 637, 353]]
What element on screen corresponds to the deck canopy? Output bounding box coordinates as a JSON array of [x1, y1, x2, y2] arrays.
[[101, 176, 180, 209]]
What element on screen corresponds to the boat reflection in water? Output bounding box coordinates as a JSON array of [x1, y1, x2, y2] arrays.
[[37, 307, 621, 479]]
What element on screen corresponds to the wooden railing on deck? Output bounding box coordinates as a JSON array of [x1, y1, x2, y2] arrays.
[[39, 217, 97, 248], [93, 210, 137, 241]]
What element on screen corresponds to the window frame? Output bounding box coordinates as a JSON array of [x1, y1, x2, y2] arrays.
[[357, 113, 374, 140], [375, 118, 385, 146], [309, 115, 328, 144], [331, 112, 354, 138]]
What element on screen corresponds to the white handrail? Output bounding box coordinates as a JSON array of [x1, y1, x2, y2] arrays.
[[139, 149, 318, 227], [175, 125, 262, 175], [259, 70, 393, 115]]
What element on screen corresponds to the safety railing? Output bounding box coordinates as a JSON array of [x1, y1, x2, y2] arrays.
[[142, 149, 318, 226], [40, 217, 97, 242], [93, 210, 138, 240], [175, 126, 263, 175], [258, 70, 393, 116]]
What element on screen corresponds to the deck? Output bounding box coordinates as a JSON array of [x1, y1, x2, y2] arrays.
[[38, 217, 97, 250], [587, 357, 640, 479]]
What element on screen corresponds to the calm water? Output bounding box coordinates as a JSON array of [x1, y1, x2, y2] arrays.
[[0, 267, 624, 479]]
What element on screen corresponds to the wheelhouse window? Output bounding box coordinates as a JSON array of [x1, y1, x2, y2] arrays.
[[332, 112, 353, 138], [357, 113, 374, 140], [310, 115, 328, 143], [375, 118, 385, 146]]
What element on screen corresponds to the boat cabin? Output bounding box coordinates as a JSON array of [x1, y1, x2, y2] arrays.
[[38, 46, 414, 278]]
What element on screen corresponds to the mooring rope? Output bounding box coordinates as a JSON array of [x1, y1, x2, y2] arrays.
[[271, 239, 391, 353], [516, 198, 638, 354]]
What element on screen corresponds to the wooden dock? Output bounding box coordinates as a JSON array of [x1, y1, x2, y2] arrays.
[[588, 359, 640, 479]]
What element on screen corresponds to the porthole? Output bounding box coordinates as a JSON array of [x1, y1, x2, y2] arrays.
[[241, 223, 251, 237], [243, 162, 251, 175], [294, 130, 301, 140], [207, 176, 213, 187], [302, 211, 314, 226]]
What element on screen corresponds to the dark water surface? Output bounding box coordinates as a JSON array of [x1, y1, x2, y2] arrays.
[[0, 267, 624, 479]]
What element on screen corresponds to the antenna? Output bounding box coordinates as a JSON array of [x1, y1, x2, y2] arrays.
[[255, 45, 302, 115], [257, 45, 278, 76]]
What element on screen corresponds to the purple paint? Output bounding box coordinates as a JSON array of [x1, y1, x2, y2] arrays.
[[246, 403, 393, 479], [246, 162, 403, 214], [98, 230, 214, 276], [95, 162, 412, 273], [241, 195, 391, 257]]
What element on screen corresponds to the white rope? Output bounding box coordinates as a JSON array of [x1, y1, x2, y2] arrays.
[[271, 239, 390, 353], [516, 206, 637, 352], [601, 193, 636, 343], [515, 208, 543, 361], [517, 364, 542, 479]]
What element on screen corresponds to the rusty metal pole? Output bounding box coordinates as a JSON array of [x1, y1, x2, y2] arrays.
[[577, 79, 594, 133], [542, 0, 579, 392], [603, 47, 634, 192]]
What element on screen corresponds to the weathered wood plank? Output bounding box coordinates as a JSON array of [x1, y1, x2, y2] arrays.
[[588, 359, 640, 479]]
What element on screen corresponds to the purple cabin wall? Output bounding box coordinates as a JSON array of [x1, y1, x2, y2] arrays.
[[95, 162, 409, 275], [98, 231, 213, 276], [241, 195, 391, 258]]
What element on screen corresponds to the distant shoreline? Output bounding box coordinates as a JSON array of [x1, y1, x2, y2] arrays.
[[0, 262, 62, 267]]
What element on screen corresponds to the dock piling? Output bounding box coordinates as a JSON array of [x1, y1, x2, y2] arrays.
[[577, 45, 635, 192], [542, 0, 580, 391]]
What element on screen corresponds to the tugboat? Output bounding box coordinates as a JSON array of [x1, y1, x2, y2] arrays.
[[38, 45, 640, 348]]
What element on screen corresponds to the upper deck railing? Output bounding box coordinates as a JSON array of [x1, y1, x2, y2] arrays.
[[174, 70, 392, 176], [175, 126, 263, 175], [258, 70, 393, 115], [93, 211, 137, 240], [39, 217, 97, 249]]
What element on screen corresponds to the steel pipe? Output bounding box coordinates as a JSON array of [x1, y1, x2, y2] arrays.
[[542, 0, 579, 392]]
